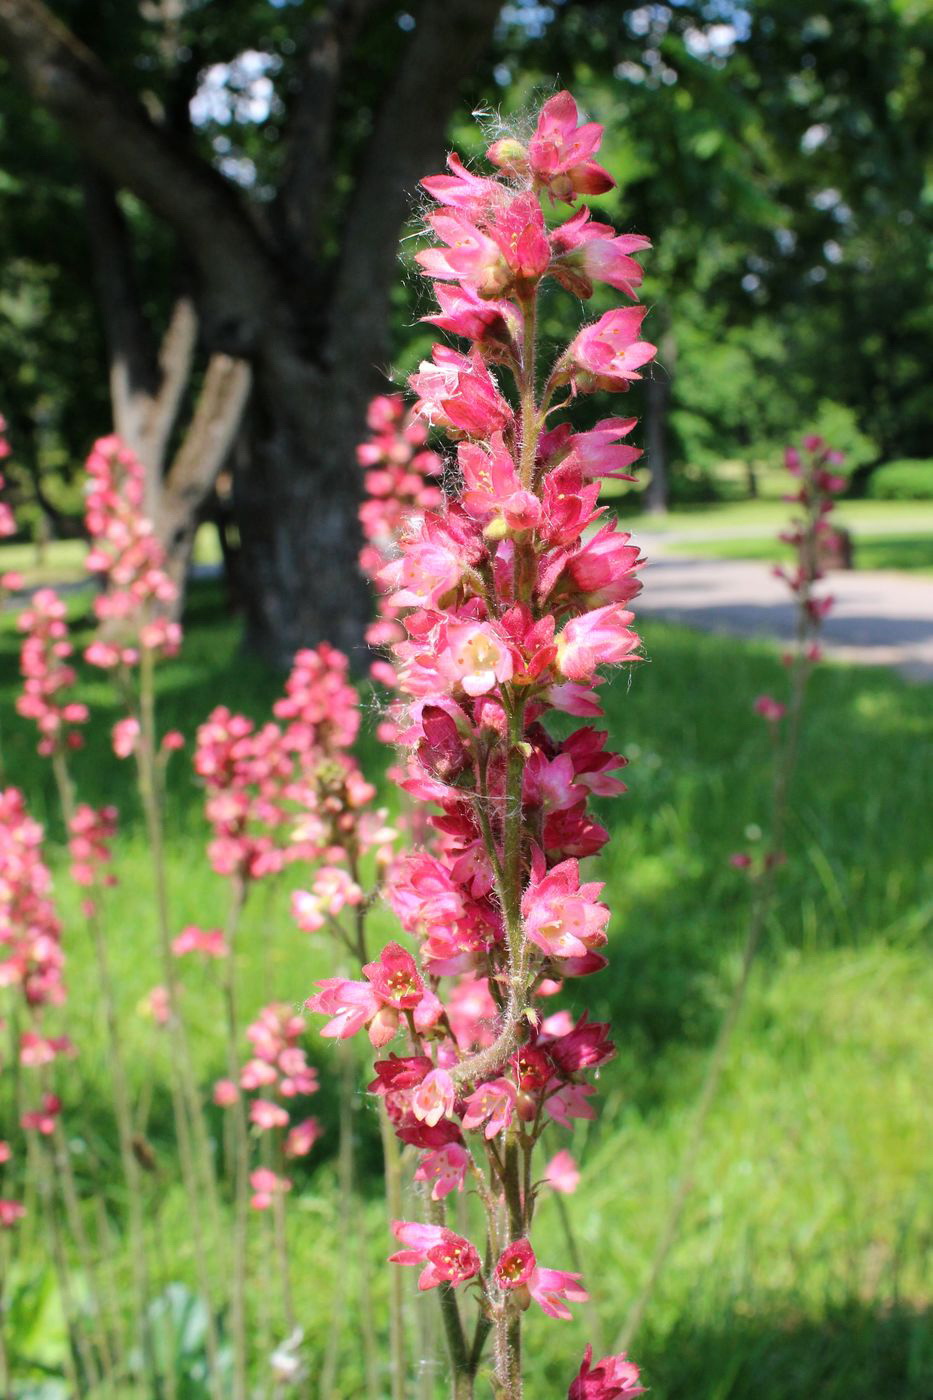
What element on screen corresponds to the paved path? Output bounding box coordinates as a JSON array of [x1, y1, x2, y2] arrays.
[[633, 551, 933, 681]]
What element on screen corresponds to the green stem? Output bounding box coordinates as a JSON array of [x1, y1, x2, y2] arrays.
[[51, 748, 159, 1394], [379, 1104, 408, 1400], [135, 647, 224, 1398], [220, 874, 250, 1400]]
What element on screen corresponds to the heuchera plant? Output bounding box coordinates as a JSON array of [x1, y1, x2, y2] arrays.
[[305, 90, 653, 1398]]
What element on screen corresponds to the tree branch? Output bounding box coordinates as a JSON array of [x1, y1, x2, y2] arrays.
[[80, 168, 160, 449], [0, 0, 282, 351]]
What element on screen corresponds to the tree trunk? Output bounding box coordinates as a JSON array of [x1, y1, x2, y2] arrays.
[[233, 357, 372, 667]]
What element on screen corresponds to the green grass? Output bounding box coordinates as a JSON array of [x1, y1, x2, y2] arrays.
[[0, 527, 223, 590], [1, 584, 931, 1397], [627, 498, 933, 534], [662, 533, 933, 573]]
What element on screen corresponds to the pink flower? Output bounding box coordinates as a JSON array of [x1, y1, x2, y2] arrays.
[[489, 91, 615, 204], [112, 717, 140, 759], [0, 1200, 25, 1229], [144, 986, 171, 1025], [459, 434, 541, 533], [569, 1346, 646, 1398], [21, 1093, 62, 1136], [545, 1149, 581, 1195], [494, 1238, 537, 1290], [420, 151, 502, 215], [754, 694, 787, 722], [545, 1082, 598, 1129], [363, 942, 425, 1010], [565, 523, 644, 607], [411, 1068, 456, 1127], [250, 1099, 289, 1131], [567, 308, 657, 392], [409, 346, 512, 438], [461, 1077, 517, 1138], [528, 1265, 589, 1320], [389, 1221, 480, 1291], [522, 859, 610, 961], [305, 977, 381, 1041], [567, 418, 642, 481], [213, 1079, 239, 1107], [439, 620, 514, 697], [249, 1167, 291, 1211], [414, 1143, 470, 1200], [550, 208, 650, 300], [171, 925, 228, 959], [556, 606, 641, 682], [284, 1117, 323, 1158]]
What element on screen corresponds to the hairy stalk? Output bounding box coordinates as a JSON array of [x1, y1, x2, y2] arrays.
[[135, 647, 224, 1397], [50, 747, 159, 1393]]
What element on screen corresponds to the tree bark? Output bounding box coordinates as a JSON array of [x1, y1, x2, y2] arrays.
[[158, 354, 252, 604]]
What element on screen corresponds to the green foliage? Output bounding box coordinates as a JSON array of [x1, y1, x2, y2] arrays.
[[866, 459, 933, 501]]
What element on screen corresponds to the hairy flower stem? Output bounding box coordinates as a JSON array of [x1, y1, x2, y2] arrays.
[[220, 874, 250, 1400], [50, 747, 160, 1395], [135, 647, 224, 1398]]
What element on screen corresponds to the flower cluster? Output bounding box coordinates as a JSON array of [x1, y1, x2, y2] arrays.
[[0, 788, 72, 1176], [0, 788, 66, 1011], [307, 91, 651, 1395], [357, 393, 444, 693], [82, 435, 180, 667], [215, 1003, 323, 1207], [16, 589, 89, 756], [751, 436, 846, 729]]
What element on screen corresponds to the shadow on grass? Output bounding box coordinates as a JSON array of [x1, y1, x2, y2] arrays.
[[631, 1297, 932, 1400]]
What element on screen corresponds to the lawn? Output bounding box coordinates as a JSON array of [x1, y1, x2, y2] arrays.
[[661, 533, 933, 573], [1, 583, 931, 1397], [629, 499, 933, 534]]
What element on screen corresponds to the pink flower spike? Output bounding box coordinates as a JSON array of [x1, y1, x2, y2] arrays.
[[412, 1068, 456, 1127], [545, 1149, 581, 1195]]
